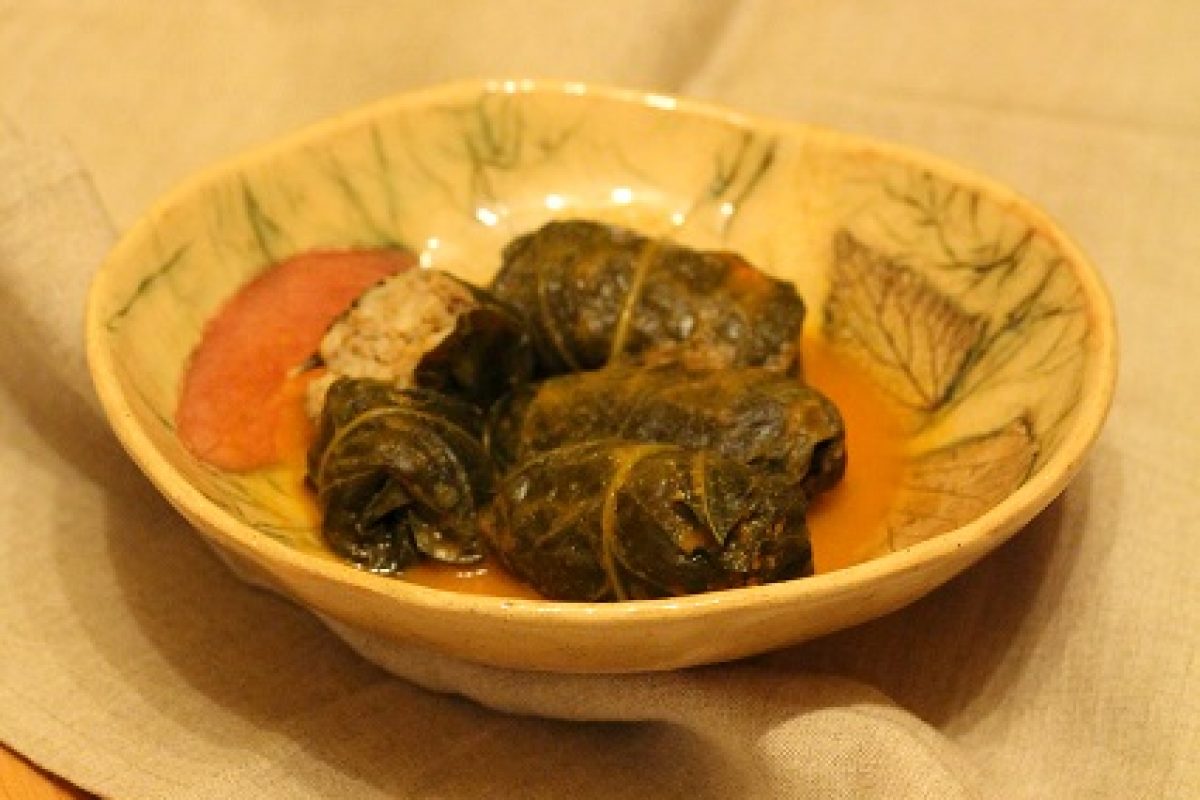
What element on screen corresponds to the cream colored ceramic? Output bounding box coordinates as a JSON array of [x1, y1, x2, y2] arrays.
[[86, 80, 1116, 673]]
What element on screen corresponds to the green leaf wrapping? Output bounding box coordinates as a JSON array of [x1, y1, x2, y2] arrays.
[[480, 440, 813, 601], [489, 220, 806, 376], [410, 276, 535, 408], [486, 364, 846, 497], [308, 378, 496, 573]]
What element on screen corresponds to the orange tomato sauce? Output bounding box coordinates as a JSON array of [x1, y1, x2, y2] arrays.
[[802, 336, 906, 572]]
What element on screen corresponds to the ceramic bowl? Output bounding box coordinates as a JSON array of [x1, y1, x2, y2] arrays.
[[86, 80, 1116, 673]]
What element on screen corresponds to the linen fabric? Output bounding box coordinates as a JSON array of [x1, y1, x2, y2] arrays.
[[1, 2, 1197, 797]]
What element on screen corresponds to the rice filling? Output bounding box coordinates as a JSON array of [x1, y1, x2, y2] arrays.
[[306, 269, 476, 417]]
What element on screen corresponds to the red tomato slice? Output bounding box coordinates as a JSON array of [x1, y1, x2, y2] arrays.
[[177, 249, 413, 471]]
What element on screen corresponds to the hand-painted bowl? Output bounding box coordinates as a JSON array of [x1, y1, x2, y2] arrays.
[[86, 80, 1116, 673]]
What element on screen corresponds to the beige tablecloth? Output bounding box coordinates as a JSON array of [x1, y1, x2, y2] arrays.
[[1, 2, 1197, 798]]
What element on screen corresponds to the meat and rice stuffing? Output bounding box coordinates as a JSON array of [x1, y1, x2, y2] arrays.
[[305, 268, 532, 417]]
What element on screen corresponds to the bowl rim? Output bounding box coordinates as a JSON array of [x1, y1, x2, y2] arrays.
[[85, 77, 1119, 629]]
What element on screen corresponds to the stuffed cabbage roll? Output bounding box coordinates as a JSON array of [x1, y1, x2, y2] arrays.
[[306, 268, 533, 416], [479, 440, 813, 601], [307, 378, 496, 573], [487, 364, 846, 496], [490, 220, 806, 376]]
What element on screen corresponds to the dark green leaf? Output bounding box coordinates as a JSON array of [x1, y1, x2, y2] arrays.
[[308, 378, 496, 573], [480, 440, 812, 601], [490, 220, 806, 376], [487, 364, 846, 497], [411, 275, 535, 408]]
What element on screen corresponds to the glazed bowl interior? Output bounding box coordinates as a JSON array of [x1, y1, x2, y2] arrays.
[[86, 80, 1115, 673]]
